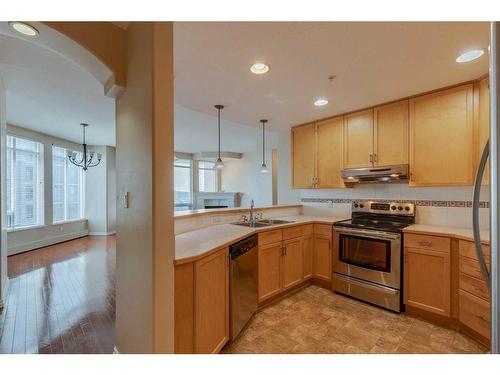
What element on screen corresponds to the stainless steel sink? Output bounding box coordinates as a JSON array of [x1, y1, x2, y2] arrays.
[[257, 219, 294, 225], [231, 221, 272, 228], [231, 219, 294, 228]]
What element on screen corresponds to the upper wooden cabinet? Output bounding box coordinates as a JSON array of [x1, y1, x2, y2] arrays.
[[343, 103, 409, 169], [316, 117, 344, 188], [373, 100, 409, 166], [409, 84, 474, 186], [291, 123, 316, 188], [343, 109, 374, 168], [291, 118, 344, 189]]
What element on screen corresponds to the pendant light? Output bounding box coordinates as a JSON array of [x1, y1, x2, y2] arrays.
[[214, 105, 225, 169], [260, 119, 269, 173], [67, 123, 102, 171]]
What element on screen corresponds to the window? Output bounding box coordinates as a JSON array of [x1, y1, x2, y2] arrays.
[[198, 161, 217, 192], [6, 135, 44, 229], [174, 159, 192, 211], [52, 146, 84, 222]]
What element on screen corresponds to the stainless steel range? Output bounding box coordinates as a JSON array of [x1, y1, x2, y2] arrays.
[[332, 200, 415, 312]]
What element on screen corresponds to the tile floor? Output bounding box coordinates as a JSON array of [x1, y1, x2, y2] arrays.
[[222, 285, 488, 354]]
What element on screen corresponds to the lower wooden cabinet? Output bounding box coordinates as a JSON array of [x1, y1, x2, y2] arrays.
[[258, 224, 332, 302], [174, 247, 229, 354], [404, 235, 451, 317], [302, 235, 313, 279], [458, 239, 491, 341], [282, 238, 304, 289], [194, 248, 230, 354], [459, 289, 490, 339], [258, 242, 283, 301], [313, 235, 332, 282]]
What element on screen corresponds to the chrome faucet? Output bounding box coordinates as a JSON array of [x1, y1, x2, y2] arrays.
[[249, 199, 255, 224]]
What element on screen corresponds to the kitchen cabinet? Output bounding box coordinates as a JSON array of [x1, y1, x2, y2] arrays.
[[312, 224, 333, 282], [458, 239, 491, 340], [404, 234, 451, 317], [291, 123, 316, 188], [282, 238, 304, 289], [343, 109, 374, 168], [373, 100, 409, 166], [316, 116, 344, 188], [302, 227, 314, 280], [258, 228, 304, 302], [174, 247, 229, 354], [409, 83, 474, 186], [476, 78, 489, 185], [258, 242, 283, 301]]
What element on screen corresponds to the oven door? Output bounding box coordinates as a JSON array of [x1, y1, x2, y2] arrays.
[[333, 227, 401, 289]]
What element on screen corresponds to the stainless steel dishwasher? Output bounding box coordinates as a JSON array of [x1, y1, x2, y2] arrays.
[[229, 234, 258, 340]]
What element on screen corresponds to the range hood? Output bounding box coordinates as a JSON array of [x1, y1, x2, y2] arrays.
[[341, 164, 409, 184]]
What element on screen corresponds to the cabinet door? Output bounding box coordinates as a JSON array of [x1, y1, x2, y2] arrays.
[[258, 242, 283, 301], [343, 109, 374, 168], [477, 78, 489, 185], [313, 235, 332, 282], [316, 117, 344, 188], [282, 238, 304, 290], [373, 100, 409, 166], [195, 248, 229, 353], [409, 84, 474, 186], [302, 235, 313, 279], [291, 123, 316, 188], [404, 247, 451, 316]]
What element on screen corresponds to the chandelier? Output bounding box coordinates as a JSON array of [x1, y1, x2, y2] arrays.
[[67, 123, 102, 171]]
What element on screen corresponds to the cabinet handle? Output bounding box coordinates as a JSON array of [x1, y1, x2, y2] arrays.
[[418, 240, 433, 247], [373, 153, 378, 163]]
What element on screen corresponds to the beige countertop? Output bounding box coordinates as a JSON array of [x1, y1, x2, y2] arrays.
[[403, 224, 490, 244], [175, 215, 348, 264]]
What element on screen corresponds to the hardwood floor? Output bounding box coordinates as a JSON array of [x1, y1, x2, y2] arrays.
[[0, 236, 115, 354]]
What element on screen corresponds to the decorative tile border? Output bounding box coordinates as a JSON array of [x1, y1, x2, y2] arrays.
[[300, 198, 490, 208]]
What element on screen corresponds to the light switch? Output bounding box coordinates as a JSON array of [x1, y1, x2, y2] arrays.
[[122, 192, 129, 208]]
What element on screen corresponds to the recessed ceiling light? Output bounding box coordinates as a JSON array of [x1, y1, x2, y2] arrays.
[[456, 49, 484, 63], [250, 63, 270, 75], [314, 98, 329, 107], [9, 21, 39, 37]]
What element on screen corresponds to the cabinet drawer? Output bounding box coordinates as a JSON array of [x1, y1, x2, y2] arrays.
[[302, 224, 313, 236], [459, 240, 490, 265], [314, 224, 332, 237], [460, 256, 489, 280], [404, 233, 450, 253], [283, 226, 303, 240], [459, 289, 490, 339], [459, 272, 490, 301], [258, 230, 283, 246]]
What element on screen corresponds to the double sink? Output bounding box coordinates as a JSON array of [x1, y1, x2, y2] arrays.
[[231, 219, 294, 228]]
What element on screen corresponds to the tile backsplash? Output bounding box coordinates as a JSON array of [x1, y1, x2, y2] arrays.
[[300, 183, 490, 229]]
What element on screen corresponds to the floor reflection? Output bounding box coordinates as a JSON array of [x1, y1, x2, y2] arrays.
[[0, 236, 115, 354]]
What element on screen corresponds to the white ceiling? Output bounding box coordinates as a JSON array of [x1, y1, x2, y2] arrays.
[[174, 22, 490, 131], [0, 32, 115, 146]]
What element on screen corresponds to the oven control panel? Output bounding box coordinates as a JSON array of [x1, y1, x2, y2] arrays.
[[352, 200, 415, 216]]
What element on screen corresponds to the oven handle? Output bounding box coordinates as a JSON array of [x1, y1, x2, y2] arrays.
[[333, 226, 400, 241]]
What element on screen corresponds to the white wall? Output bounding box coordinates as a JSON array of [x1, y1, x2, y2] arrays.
[[106, 146, 116, 233], [0, 75, 8, 306], [5, 125, 115, 255], [85, 145, 116, 235], [175, 104, 300, 207]]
